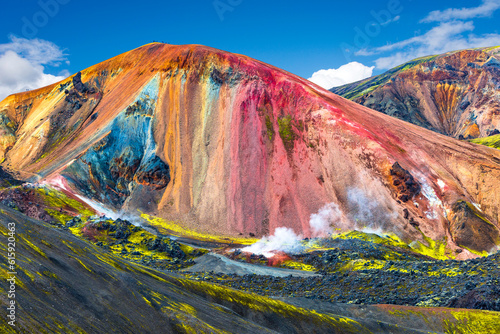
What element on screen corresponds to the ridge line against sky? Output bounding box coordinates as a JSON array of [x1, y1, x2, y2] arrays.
[[309, 0, 500, 89], [0, 0, 499, 99]]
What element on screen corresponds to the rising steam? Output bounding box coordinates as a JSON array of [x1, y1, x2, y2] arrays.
[[310, 202, 343, 237], [241, 202, 345, 256], [242, 188, 398, 257], [241, 227, 305, 257], [346, 188, 397, 232]]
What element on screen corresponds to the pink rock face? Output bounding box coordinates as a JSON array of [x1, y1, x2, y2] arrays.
[[1, 43, 500, 257]]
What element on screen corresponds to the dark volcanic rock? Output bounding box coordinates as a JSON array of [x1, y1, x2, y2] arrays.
[[0, 166, 22, 188], [134, 155, 170, 189], [390, 162, 421, 202], [3, 204, 398, 334], [142, 236, 186, 259], [448, 283, 500, 311]]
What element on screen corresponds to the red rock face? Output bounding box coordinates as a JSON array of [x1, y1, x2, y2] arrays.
[[1, 43, 500, 257], [332, 47, 500, 139]]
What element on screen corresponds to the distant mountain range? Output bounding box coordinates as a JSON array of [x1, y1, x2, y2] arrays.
[[332, 46, 500, 139]]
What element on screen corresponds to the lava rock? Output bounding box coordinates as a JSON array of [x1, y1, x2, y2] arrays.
[[390, 162, 421, 202]]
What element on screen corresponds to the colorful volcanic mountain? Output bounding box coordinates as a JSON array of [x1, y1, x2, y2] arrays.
[[331, 46, 500, 139], [1, 43, 500, 258]]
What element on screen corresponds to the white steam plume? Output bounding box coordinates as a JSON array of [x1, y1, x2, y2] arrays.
[[242, 188, 398, 257], [347, 188, 397, 232], [310, 202, 343, 237], [241, 227, 305, 257], [242, 202, 344, 256]]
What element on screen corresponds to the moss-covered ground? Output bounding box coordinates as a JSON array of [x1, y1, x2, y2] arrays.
[[470, 134, 500, 149], [183, 231, 500, 311], [2, 183, 500, 319]]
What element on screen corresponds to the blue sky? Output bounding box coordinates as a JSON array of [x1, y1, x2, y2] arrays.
[[0, 0, 499, 98]]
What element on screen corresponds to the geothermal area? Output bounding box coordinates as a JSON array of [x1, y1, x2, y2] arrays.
[[1, 43, 500, 333]]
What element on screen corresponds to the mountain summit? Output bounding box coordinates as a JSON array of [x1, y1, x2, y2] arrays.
[[1, 43, 500, 257]]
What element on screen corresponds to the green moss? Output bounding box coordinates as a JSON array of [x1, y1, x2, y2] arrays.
[[409, 231, 452, 260], [21, 235, 47, 258], [446, 310, 500, 333], [340, 259, 385, 271], [280, 260, 316, 271], [278, 115, 295, 151], [484, 45, 500, 52], [178, 278, 373, 333], [334, 230, 409, 251], [67, 216, 208, 271], [45, 209, 73, 225], [265, 115, 274, 141], [461, 246, 489, 257], [470, 134, 500, 149], [36, 187, 94, 218], [463, 201, 497, 227], [140, 212, 257, 245], [336, 54, 439, 100], [42, 270, 58, 279], [71, 256, 93, 273]]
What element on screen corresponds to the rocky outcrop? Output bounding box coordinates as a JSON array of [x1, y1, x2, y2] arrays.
[[332, 47, 500, 139], [61, 77, 170, 207], [390, 162, 421, 202], [449, 201, 500, 253]]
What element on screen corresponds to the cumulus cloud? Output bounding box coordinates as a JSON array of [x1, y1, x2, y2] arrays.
[[308, 62, 375, 89], [373, 21, 500, 69], [0, 36, 69, 101], [421, 0, 500, 23]]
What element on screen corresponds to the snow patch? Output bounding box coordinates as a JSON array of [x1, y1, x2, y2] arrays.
[[437, 179, 446, 191]]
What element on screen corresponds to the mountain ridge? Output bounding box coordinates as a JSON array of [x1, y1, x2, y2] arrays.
[[331, 46, 500, 139]]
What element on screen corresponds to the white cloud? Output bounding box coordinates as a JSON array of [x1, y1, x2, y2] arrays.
[[421, 0, 500, 23], [374, 21, 500, 69], [381, 15, 400, 26], [0, 36, 69, 101], [354, 1, 500, 70], [308, 62, 375, 89], [372, 21, 490, 69], [360, 20, 500, 70]]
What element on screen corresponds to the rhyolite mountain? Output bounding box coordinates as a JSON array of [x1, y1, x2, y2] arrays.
[[1, 43, 500, 258], [331, 46, 500, 139]]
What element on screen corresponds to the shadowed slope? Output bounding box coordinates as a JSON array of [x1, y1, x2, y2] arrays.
[[0, 204, 368, 333]]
